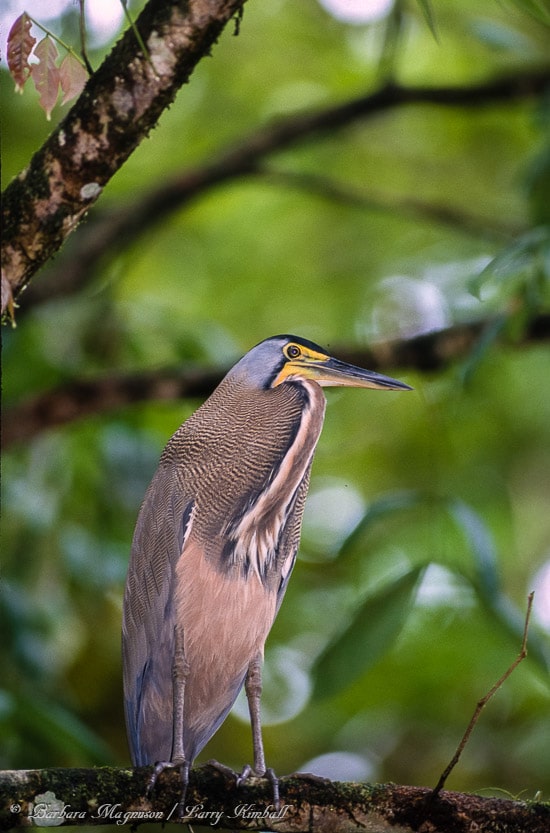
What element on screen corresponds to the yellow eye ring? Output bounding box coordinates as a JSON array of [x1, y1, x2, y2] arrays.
[[285, 344, 301, 359]]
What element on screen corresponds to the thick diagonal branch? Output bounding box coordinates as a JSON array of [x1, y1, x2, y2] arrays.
[[1, 0, 249, 315]]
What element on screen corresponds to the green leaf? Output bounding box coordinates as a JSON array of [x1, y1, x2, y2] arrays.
[[415, 0, 439, 40], [378, 2, 404, 81], [12, 690, 114, 764], [457, 316, 507, 387], [469, 227, 550, 300], [312, 566, 425, 700], [509, 0, 550, 26], [471, 19, 534, 53], [339, 490, 425, 559], [447, 499, 550, 676], [447, 499, 500, 601]]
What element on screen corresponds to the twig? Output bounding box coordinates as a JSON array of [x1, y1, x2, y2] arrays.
[[24, 13, 88, 68], [18, 167, 522, 317], [119, 0, 154, 69], [78, 0, 93, 75], [432, 591, 535, 796]]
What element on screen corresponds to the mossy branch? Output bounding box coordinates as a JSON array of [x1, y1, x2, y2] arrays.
[[1, 765, 548, 832]]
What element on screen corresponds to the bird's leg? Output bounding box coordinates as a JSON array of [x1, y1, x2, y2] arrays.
[[147, 626, 190, 817], [245, 652, 266, 775], [171, 625, 189, 764], [238, 652, 280, 809]]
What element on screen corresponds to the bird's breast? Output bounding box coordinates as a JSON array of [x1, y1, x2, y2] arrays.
[[173, 535, 278, 744], [211, 380, 326, 584]]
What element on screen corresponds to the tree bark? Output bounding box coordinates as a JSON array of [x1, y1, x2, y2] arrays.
[[0, 765, 548, 832], [1, 0, 248, 316]]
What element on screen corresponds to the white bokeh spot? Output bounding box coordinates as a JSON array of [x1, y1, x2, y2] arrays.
[[318, 0, 394, 24]]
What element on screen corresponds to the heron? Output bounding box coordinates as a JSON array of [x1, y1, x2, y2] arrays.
[[122, 334, 411, 808]]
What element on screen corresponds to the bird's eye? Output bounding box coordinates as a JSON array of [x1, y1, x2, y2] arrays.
[[286, 344, 302, 359]]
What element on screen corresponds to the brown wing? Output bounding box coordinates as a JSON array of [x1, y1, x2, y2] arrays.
[[122, 458, 194, 766]]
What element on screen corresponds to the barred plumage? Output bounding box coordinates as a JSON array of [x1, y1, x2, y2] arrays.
[[122, 334, 410, 808]]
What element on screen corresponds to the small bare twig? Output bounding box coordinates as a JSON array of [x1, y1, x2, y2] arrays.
[[119, 0, 154, 69], [78, 0, 93, 75], [432, 591, 535, 796]]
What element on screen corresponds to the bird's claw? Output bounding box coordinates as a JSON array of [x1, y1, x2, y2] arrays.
[[265, 768, 280, 811], [146, 760, 168, 794], [235, 763, 252, 787], [205, 760, 280, 810], [237, 764, 280, 811], [146, 759, 190, 818]]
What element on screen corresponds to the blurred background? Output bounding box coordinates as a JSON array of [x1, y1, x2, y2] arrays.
[[1, 0, 550, 808]]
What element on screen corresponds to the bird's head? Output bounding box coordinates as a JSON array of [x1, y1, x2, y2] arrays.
[[231, 335, 412, 392]]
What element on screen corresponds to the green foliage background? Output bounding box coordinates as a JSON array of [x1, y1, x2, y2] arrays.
[[2, 0, 550, 803]]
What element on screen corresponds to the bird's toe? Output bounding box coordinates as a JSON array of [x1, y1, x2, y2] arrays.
[[236, 763, 280, 810], [146, 759, 190, 816], [205, 758, 240, 780]]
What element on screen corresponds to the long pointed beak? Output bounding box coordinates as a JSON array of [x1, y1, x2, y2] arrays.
[[303, 356, 412, 390]]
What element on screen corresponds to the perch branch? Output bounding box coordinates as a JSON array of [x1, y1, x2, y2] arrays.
[[0, 765, 548, 832]]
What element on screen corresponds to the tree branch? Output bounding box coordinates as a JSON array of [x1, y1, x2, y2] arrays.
[[433, 592, 534, 795], [6, 66, 550, 316], [0, 765, 548, 832], [260, 168, 524, 241], [1, 0, 249, 316], [3, 315, 549, 449]]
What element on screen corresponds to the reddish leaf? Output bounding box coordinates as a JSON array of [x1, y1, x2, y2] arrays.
[[7, 13, 37, 93], [30, 36, 60, 119], [59, 52, 88, 105]]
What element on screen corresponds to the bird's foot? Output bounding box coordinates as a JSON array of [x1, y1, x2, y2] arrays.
[[205, 759, 239, 780], [205, 760, 280, 811], [237, 764, 280, 811], [146, 758, 190, 818]]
